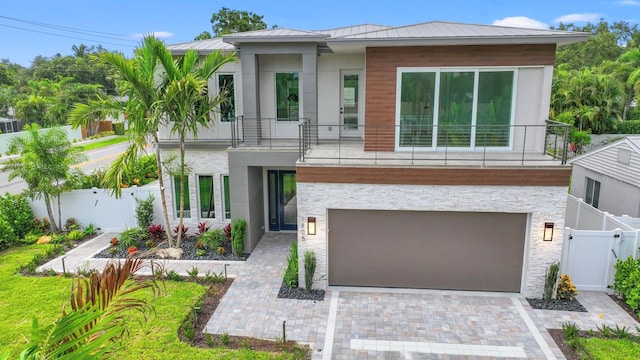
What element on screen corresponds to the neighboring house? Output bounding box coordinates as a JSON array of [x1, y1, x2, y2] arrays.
[[569, 136, 640, 217], [161, 21, 587, 297]]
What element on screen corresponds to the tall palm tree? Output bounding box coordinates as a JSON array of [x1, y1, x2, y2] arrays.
[[154, 47, 237, 248], [69, 36, 177, 246]]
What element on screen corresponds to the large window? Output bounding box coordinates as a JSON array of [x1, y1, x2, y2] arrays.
[[222, 175, 231, 219], [585, 177, 600, 208], [173, 176, 191, 218], [198, 175, 215, 218], [218, 74, 235, 122], [397, 68, 515, 149], [276, 72, 299, 121]]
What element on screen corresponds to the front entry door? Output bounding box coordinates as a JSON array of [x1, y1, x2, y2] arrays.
[[340, 70, 363, 137], [268, 170, 297, 231]]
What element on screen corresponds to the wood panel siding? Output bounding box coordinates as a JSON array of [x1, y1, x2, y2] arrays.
[[364, 44, 557, 151], [297, 165, 571, 186]]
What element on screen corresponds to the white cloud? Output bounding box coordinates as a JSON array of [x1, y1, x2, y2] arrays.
[[492, 16, 549, 29], [553, 13, 601, 23], [130, 31, 174, 39], [619, 0, 640, 6]]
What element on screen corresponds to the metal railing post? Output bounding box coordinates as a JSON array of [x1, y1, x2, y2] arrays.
[[562, 124, 569, 164], [521, 125, 527, 165]]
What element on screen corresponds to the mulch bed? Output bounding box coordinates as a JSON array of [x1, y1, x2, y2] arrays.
[[526, 298, 587, 312], [277, 280, 326, 301], [177, 278, 311, 358], [94, 235, 249, 261]]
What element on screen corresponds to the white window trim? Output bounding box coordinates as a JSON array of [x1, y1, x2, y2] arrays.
[[196, 174, 216, 220], [394, 66, 519, 152], [173, 175, 192, 219], [216, 73, 236, 123], [221, 174, 231, 220]]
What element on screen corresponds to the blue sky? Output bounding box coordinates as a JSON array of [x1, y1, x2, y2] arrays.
[[1, 0, 639, 66]]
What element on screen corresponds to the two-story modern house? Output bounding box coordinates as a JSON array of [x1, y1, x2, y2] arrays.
[[162, 21, 587, 297]]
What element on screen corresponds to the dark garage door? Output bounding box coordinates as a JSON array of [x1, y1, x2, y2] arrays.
[[328, 209, 527, 292]]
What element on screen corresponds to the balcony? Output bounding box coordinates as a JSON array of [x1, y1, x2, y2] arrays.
[[230, 117, 571, 167]]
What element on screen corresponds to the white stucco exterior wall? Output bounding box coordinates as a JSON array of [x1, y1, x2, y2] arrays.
[[297, 182, 568, 297]]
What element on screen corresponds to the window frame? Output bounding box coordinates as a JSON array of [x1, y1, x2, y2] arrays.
[[173, 175, 191, 219], [197, 174, 215, 219], [275, 72, 300, 121], [221, 174, 231, 220], [217, 73, 236, 122], [585, 177, 601, 209], [395, 66, 518, 151]]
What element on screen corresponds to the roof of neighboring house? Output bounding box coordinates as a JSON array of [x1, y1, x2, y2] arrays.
[[166, 20, 587, 54], [570, 136, 640, 188]]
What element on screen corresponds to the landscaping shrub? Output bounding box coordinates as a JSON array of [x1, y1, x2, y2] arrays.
[[0, 193, 36, 239], [33, 217, 51, 233], [556, 274, 578, 301], [64, 217, 81, 231], [199, 228, 225, 249], [231, 219, 246, 256], [283, 242, 298, 288], [0, 217, 18, 250], [543, 262, 560, 301], [304, 250, 316, 292], [616, 120, 640, 134], [112, 122, 125, 135], [118, 227, 148, 249], [614, 257, 640, 311], [147, 224, 165, 240], [135, 194, 155, 229]]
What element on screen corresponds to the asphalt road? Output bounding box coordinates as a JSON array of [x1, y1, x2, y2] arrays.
[[0, 142, 129, 195]]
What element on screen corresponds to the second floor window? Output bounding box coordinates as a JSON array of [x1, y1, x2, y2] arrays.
[[276, 72, 299, 121], [218, 74, 235, 122]]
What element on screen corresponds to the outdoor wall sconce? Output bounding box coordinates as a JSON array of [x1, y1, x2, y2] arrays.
[[543, 222, 554, 241], [307, 217, 316, 235]]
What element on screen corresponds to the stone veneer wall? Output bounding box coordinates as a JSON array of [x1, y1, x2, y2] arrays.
[[159, 149, 230, 230], [297, 183, 567, 297]]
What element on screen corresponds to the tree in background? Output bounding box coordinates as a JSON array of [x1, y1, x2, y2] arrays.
[[194, 7, 269, 40], [1, 124, 86, 232]]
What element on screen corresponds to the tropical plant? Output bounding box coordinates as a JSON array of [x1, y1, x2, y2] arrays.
[[283, 242, 298, 288], [231, 219, 246, 256], [147, 224, 165, 241], [68, 36, 175, 247], [0, 192, 36, 239], [1, 124, 86, 232], [543, 262, 560, 301], [556, 274, 578, 301], [135, 193, 155, 229], [19, 259, 161, 358], [304, 250, 316, 292], [154, 46, 237, 248]]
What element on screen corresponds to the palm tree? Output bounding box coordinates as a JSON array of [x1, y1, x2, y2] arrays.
[[69, 36, 177, 246], [20, 259, 161, 359], [154, 47, 237, 248], [1, 124, 86, 232]]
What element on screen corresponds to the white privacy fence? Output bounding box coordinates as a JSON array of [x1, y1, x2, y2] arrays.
[[29, 185, 162, 232], [562, 195, 640, 292], [0, 125, 82, 155]]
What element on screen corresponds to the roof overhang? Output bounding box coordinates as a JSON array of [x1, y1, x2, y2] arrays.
[[222, 34, 329, 44], [327, 34, 588, 48]]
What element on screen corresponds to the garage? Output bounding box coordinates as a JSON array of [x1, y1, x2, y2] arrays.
[[328, 209, 527, 292]]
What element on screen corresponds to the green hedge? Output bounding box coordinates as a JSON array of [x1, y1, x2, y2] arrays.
[[112, 122, 125, 135], [616, 120, 640, 134]]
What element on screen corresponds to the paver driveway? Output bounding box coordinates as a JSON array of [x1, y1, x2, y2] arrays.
[[40, 232, 639, 359]]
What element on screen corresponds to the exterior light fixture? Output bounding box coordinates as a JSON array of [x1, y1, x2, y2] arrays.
[[307, 217, 316, 235], [543, 222, 554, 241]]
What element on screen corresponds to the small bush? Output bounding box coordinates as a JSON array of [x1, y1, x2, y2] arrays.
[[562, 322, 580, 340], [33, 217, 51, 233], [147, 224, 165, 240], [64, 217, 81, 231], [0, 193, 36, 239], [173, 224, 188, 236], [82, 223, 96, 237], [197, 221, 210, 235], [187, 266, 199, 279], [613, 257, 640, 311], [283, 242, 298, 288], [231, 219, 246, 256], [196, 249, 206, 257], [165, 270, 182, 281], [118, 227, 148, 248], [223, 223, 232, 241], [203, 270, 225, 283], [543, 262, 560, 301], [0, 218, 18, 250], [556, 274, 578, 301], [304, 250, 316, 292], [112, 122, 125, 135], [135, 194, 155, 229], [616, 120, 640, 134], [21, 231, 40, 245], [220, 332, 230, 346], [67, 229, 84, 241]]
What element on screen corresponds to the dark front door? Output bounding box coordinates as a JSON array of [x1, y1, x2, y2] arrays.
[[268, 170, 297, 231]]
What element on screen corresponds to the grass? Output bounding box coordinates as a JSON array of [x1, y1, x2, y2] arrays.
[[75, 135, 129, 151], [0, 244, 301, 359], [582, 337, 640, 359]]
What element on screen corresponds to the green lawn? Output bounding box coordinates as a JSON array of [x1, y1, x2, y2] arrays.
[[75, 136, 129, 151], [582, 337, 640, 359], [0, 245, 300, 359]]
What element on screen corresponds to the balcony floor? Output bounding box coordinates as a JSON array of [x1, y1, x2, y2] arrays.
[[300, 139, 565, 167]]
